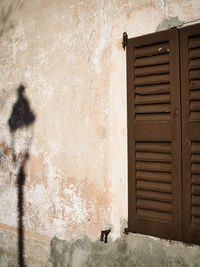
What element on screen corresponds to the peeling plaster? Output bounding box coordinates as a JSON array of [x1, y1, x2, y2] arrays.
[[160, 0, 168, 19], [93, 0, 111, 73]]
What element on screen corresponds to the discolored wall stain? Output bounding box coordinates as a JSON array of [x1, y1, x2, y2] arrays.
[[97, 125, 107, 139], [21, 152, 112, 240]]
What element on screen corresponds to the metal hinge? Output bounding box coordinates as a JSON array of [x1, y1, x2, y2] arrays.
[[122, 32, 128, 50]]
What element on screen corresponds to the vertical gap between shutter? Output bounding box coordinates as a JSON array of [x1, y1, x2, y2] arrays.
[[178, 28, 184, 240]]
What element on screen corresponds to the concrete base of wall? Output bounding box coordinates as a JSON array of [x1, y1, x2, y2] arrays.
[[1, 225, 200, 267], [50, 233, 200, 267]]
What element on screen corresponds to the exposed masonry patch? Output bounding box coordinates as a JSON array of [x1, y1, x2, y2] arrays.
[[50, 233, 200, 267], [156, 16, 183, 32], [156, 16, 200, 32]]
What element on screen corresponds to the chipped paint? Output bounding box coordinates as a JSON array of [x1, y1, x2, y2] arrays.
[[25, 154, 112, 240]]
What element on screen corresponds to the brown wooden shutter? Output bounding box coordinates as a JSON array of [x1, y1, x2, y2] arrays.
[[127, 29, 182, 240], [180, 24, 200, 245]]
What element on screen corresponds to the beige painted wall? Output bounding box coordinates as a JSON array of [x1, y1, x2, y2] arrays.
[[1, 0, 200, 250]]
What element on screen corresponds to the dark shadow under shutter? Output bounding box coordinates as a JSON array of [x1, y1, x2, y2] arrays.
[[127, 29, 182, 240], [181, 24, 200, 245]]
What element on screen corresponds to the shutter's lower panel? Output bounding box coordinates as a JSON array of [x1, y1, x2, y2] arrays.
[[135, 141, 173, 222]]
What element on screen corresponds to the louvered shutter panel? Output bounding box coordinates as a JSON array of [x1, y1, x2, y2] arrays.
[[127, 29, 182, 240], [180, 24, 200, 245]]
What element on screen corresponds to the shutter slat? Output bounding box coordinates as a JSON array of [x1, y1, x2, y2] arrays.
[[136, 152, 171, 163], [190, 69, 200, 79], [191, 154, 200, 162], [192, 184, 200, 194], [136, 113, 170, 122], [192, 195, 200, 205], [136, 190, 172, 203], [191, 100, 200, 110], [135, 84, 170, 95], [136, 171, 171, 182], [190, 79, 200, 90], [192, 206, 200, 216], [135, 64, 169, 77], [135, 54, 169, 67], [135, 42, 169, 58], [192, 174, 200, 184], [136, 180, 172, 193], [189, 58, 200, 69], [136, 161, 171, 172], [190, 111, 200, 120], [189, 48, 200, 58], [192, 163, 200, 173], [137, 199, 171, 213], [189, 35, 200, 48], [136, 141, 171, 153], [135, 103, 170, 114], [135, 93, 170, 104], [190, 90, 200, 99], [135, 74, 170, 86], [137, 209, 172, 221], [191, 142, 200, 153]]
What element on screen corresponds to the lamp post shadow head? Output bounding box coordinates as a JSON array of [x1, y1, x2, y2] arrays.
[[18, 85, 25, 96], [8, 85, 36, 133]]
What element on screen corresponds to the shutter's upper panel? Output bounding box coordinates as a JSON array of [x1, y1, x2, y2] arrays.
[[181, 24, 200, 245], [127, 29, 182, 241], [134, 41, 171, 122], [189, 34, 200, 121]]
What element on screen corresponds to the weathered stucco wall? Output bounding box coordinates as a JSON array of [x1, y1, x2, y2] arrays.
[[1, 0, 200, 266]]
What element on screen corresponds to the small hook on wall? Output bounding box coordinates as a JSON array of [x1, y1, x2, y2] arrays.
[[122, 32, 128, 50], [100, 229, 111, 243]]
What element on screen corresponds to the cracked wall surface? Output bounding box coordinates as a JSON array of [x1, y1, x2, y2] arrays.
[[0, 0, 200, 266]]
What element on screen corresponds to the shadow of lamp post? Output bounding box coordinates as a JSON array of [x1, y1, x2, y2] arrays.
[[8, 85, 35, 267]]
